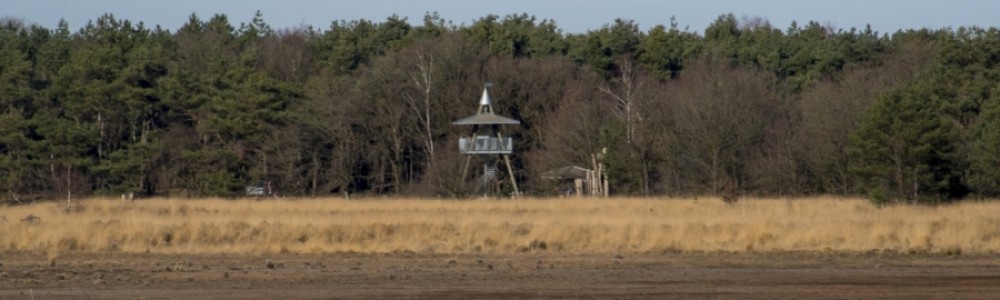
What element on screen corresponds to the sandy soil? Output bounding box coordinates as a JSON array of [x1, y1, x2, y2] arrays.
[[1, 251, 998, 299]]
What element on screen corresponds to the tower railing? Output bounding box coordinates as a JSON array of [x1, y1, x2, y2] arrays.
[[459, 136, 513, 154]]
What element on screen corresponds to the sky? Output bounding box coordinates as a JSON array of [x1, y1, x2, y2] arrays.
[[4, 0, 1000, 35]]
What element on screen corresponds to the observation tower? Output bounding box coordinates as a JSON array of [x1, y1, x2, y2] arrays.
[[451, 83, 521, 197]]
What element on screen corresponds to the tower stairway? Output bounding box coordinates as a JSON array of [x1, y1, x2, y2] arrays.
[[476, 164, 499, 192]]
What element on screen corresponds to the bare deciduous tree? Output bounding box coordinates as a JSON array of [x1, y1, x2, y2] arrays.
[[668, 57, 777, 195], [263, 27, 313, 82], [405, 48, 435, 165], [598, 56, 644, 145]]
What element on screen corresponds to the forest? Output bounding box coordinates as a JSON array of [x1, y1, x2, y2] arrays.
[[1, 11, 999, 204]]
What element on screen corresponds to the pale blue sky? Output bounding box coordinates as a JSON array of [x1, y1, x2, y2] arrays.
[[3, 0, 998, 35]]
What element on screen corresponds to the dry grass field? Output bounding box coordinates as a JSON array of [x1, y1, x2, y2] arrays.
[[5, 196, 1000, 299], [3, 196, 1000, 257]]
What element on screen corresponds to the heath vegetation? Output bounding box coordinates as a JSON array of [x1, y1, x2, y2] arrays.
[[3, 197, 999, 256]]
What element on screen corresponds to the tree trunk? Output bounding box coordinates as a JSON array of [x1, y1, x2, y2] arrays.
[[65, 164, 72, 205], [310, 150, 320, 197], [97, 112, 104, 160]]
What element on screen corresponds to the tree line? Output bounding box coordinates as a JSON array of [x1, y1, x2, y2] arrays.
[[1, 11, 999, 204]]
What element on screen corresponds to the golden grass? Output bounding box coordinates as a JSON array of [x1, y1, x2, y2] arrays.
[[2, 196, 999, 255]]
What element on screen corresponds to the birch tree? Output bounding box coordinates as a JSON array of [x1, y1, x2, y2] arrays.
[[406, 49, 435, 164], [599, 56, 642, 144]]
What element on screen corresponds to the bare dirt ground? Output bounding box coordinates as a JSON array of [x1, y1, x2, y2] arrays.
[[1, 251, 999, 299]]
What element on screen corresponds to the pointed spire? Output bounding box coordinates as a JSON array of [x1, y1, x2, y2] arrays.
[[479, 82, 493, 106]]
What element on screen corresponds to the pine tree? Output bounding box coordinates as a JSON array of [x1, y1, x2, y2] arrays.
[[967, 88, 1000, 196], [849, 84, 966, 204]]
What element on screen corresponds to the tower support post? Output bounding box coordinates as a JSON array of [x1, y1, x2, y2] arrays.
[[502, 154, 520, 197]]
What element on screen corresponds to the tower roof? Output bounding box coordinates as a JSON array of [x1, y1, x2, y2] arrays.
[[451, 113, 521, 125], [451, 84, 521, 126]]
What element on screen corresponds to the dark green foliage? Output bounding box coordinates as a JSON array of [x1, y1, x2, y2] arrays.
[[1, 12, 999, 204], [849, 84, 966, 204], [462, 14, 567, 59], [639, 17, 701, 78], [967, 91, 1000, 196], [568, 19, 642, 77], [598, 120, 640, 194]]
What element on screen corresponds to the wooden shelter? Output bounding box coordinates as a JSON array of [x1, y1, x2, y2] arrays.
[[541, 164, 608, 197]]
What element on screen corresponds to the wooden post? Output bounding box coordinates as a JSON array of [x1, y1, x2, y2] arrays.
[[603, 176, 609, 198], [589, 155, 594, 196], [496, 130, 520, 198], [460, 154, 472, 187], [585, 170, 592, 196], [502, 154, 520, 198], [591, 170, 598, 196], [574, 179, 583, 196]]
